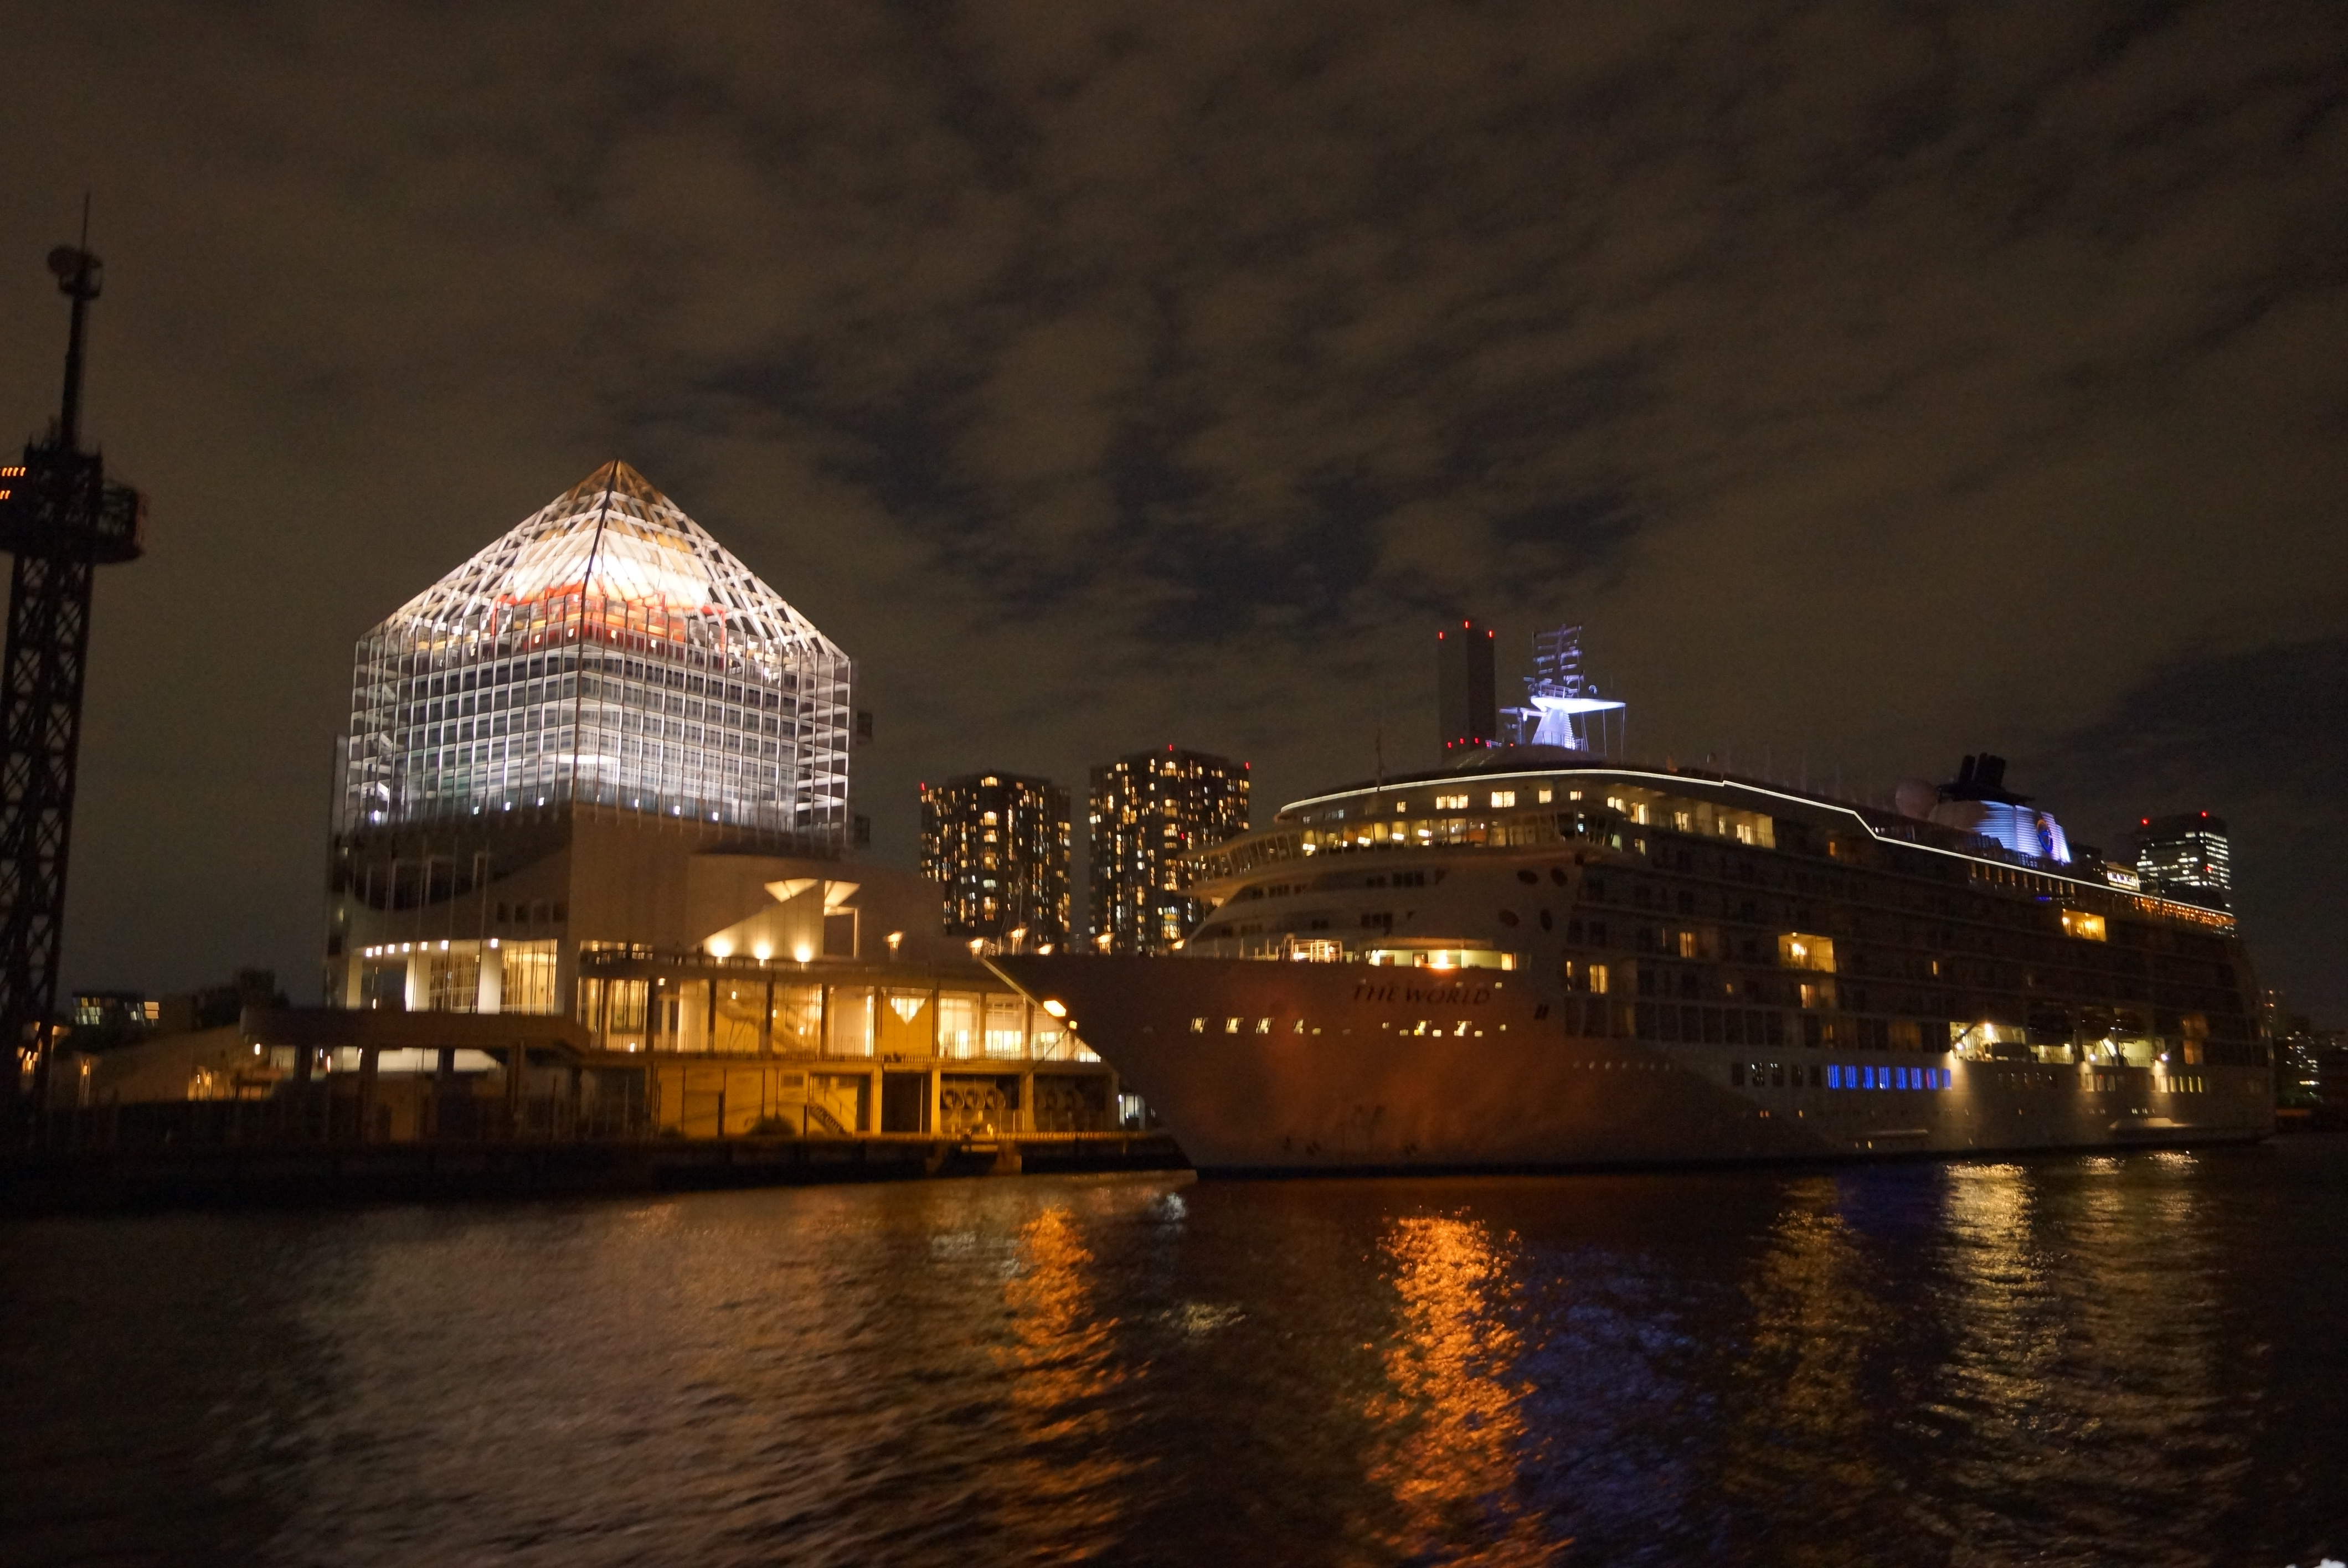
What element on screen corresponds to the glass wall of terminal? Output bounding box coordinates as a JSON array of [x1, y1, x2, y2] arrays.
[[342, 462, 853, 845], [571, 968, 1099, 1064]]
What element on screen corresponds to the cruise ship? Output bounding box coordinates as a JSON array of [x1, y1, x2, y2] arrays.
[[993, 636, 2272, 1173]]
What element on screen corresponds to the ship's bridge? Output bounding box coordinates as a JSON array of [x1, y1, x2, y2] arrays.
[[1185, 765, 1778, 895]]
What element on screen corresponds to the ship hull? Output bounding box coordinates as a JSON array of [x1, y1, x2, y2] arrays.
[[991, 956, 2273, 1174]]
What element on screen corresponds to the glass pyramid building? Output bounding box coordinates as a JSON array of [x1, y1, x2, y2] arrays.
[[342, 462, 854, 847]]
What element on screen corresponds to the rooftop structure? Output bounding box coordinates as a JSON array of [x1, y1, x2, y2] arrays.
[[920, 772, 1071, 950], [1089, 747, 1249, 955], [341, 461, 854, 848], [1504, 623, 1625, 753], [1920, 752, 2073, 865]]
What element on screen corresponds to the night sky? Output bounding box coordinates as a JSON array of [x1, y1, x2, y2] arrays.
[[2, 4, 2342, 1017]]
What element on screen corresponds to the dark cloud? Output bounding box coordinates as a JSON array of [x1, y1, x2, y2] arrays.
[[2, 1, 2342, 1013]]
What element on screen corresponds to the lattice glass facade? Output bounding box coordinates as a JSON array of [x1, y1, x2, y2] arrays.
[[342, 462, 853, 845]]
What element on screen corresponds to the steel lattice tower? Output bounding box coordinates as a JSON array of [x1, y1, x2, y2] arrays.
[[0, 242, 145, 1117]]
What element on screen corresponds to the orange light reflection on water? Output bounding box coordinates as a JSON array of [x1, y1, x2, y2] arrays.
[[1364, 1214, 1549, 1565], [996, 1203, 1134, 1544]]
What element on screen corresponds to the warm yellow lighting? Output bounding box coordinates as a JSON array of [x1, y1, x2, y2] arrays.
[[1042, 999, 1068, 1018], [2059, 909, 2107, 942], [1778, 932, 1836, 972], [792, 944, 813, 963], [707, 938, 733, 959], [752, 943, 771, 962]]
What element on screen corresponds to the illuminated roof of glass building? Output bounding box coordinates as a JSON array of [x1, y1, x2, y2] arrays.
[[383, 461, 844, 659], [344, 462, 854, 843]]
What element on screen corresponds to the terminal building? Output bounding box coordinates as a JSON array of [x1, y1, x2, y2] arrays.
[[1087, 747, 1249, 955], [302, 462, 1118, 1139], [919, 772, 1070, 950]]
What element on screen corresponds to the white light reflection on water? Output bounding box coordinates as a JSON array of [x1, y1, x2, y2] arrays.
[[1925, 1149, 2243, 1556]]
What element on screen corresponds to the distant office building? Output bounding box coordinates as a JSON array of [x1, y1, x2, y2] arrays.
[[1089, 747, 1250, 955], [1438, 618, 1499, 756], [73, 990, 157, 1031], [919, 772, 1070, 948], [2135, 812, 2231, 910]]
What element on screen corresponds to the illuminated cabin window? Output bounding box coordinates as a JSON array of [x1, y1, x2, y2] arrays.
[[1777, 933, 1836, 972], [1434, 793, 1470, 811], [1490, 790, 1516, 808], [1365, 947, 1516, 971], [2059, 909, 2107, 941]]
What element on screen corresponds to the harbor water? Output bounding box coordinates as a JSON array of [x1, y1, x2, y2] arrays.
[[5, 1141, 2346, 1566]]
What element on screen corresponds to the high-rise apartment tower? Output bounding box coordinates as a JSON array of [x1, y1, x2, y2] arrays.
[[919, 772, 1070, 948], [1088, 747, 1249, 955]]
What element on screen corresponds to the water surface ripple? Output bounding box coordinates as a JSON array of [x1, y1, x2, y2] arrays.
[[5, 1142, 2345, 1566]]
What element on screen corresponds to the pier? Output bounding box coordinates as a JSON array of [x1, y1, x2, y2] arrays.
[[2, 1101, 1183, 1215]]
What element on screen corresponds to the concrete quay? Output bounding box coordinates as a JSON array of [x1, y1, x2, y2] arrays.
[[1, 1123, 1186, 1215]]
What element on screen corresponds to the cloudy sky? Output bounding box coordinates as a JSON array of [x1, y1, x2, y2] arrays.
[[3, 2, 2343, 1015]]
